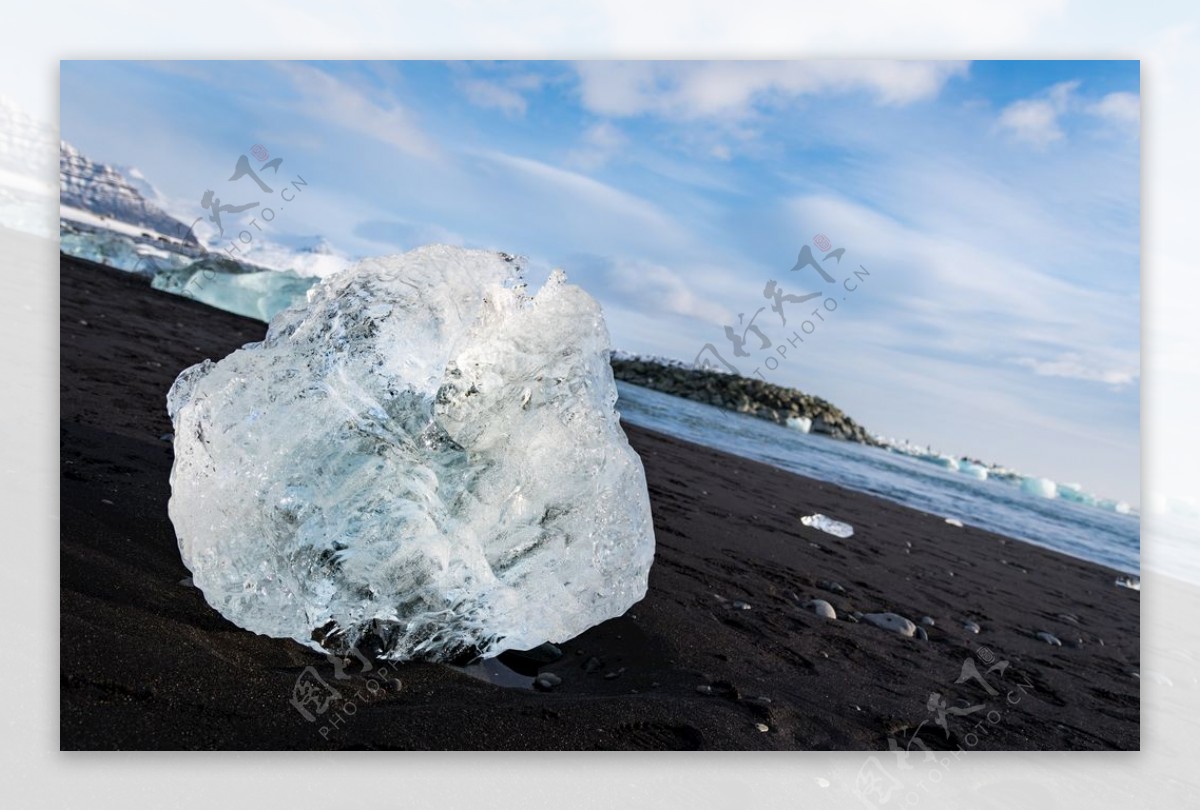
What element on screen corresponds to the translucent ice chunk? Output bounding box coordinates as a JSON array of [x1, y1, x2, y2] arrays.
[[166, 246, 656, 662], [1021, 476, 1058, 499], [151, 258, 318, 322], [786, 415, 812, 433], [958, 461, 988, 480], [800, 513, 854, 538]]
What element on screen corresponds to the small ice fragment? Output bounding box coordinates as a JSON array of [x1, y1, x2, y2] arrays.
[[800, 514, 854, 538], [1114, 575, 1141, 591], [786, 415, 812, 433], [1036, 631, 1062, 646], [944, 517, 964, 528], [963, 621, 981, 634]]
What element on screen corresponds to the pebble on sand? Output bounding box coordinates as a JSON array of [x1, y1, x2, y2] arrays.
[[963, 621, 981, 634], [862, 612, 917, 638], [920, 616, 935, 627], [755, 723, 770, 733], [1036, 631, 1063, 646], [533, 672, 563, 691], [817, 580, 847, 595], [915, 626, 929, 641], [806, 599, 837, 620]]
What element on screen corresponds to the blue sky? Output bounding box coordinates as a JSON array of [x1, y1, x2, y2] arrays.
[[60, 60, 1140, 503]]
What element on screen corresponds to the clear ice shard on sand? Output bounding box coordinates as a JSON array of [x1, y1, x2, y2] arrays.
[[166, 246, 656, 661], [800, 513, 854, 538]]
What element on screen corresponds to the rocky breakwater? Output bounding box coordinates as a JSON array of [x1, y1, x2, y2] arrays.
[[610, 356, 878, 445]]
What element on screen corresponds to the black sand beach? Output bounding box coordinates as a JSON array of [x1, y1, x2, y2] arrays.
[[60, 255, 1139, 750]]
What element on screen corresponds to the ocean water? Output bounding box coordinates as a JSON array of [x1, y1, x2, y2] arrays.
[[615, 381, 1141, 577]]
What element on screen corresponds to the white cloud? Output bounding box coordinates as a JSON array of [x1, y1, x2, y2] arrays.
[[477, 149, 688, 246], [589, 256, 732, 324], [273, 63, 437, 159], [997, 79, 1079, 146], [457, 68, 546, 117], [998, 81, 1140, 147], [1089, 91, 1140, 124], [573, 60, 968, 120], [461, 78, 529, 117], [1015, 354, 1139, 386], [566, 121, 629, 169]]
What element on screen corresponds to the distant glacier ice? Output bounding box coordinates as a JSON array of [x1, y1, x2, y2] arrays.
[[151, 258, 319, 322], [60, 222, 319, 321]]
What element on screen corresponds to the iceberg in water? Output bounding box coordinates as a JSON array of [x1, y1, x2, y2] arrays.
[[959, 461, 988, 481], [921, 453, 959, 471], [1057, 482, 1097, 507], [1099, 498, 1132, 515], [166, 246, 656, 662], [1020, 476, 1058, 499], [786, 415, 812, 433]]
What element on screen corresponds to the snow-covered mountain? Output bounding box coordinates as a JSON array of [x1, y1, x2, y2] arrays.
[[59, 141, 199, 245], [113, 162, 171, 211]]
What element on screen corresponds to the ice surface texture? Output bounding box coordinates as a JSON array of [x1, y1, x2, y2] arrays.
[[166, 246, 655, 661]]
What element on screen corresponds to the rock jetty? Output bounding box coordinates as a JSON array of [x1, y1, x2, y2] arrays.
[[610, 355, 878, 445]]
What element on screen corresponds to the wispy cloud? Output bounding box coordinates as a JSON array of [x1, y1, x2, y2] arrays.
[[997, 81, 1140, 147], [474, 148, 691, 249], [1088, 90, 1140, 124], [566, 122, 629, 170], [997, 80, 1079, 146], [273, 62, 438, 159], [577, 254, 732, 324], [573, 60, 969, 120], [460, 79, 529, 117], [1014, 354, 1139, 386]]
